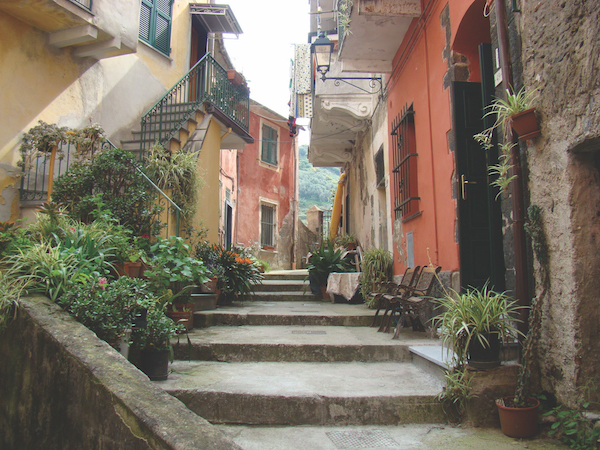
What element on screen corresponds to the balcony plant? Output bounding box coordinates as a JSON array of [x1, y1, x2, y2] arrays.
[[491, 87, 540, 141]]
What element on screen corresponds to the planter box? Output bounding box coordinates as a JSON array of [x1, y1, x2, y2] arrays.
[[510, 108, 541, 140]]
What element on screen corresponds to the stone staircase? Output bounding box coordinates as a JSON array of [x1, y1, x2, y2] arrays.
[[158, 270, 448, 434]]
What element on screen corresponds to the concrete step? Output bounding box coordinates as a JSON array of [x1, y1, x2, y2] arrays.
[[159, 360, 445, 426], [192, 301, 376, 328], [263, 270, 308, 281], [253, 279, 311, 293], [250, 291, 319, 302], [173, 324, 435, 362], [213, 423, 565, 449]]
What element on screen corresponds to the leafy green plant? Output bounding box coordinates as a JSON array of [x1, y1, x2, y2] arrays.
[[58, 277, 156, 349], [143, 143, 203, 221], [489, 88, 538, 138], [434, 283, 523, 367], [545, 382, 600, 449], [18, 121, 68, 171], [437, 367, 474, 418], [0, 265, 31, 330], [360, 247, 393, 307], [143, 236, 209, 306], [52, 147, 160, 236], [334, 233, 357, 248], [131, 307, 182, 352], [306, 240, 354, 287], [213, 245, 264, 302], [0, 221, 32, 261]]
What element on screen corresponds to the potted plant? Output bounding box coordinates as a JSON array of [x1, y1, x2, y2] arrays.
[[213, 245, 264, 305], [490, 87, 540, 141], [143, 236, 209, 330], [306, 240, 354, 300], [334, 233, 358, 251], [131, 307, 182, 381], [434, 284, 523, 370], [359, 247, 393, 307], [494, 205, 549, 438]]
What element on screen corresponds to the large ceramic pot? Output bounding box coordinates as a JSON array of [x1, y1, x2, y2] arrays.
[[139, 348, 170, 381], [497, 396, 540, 438], [468, 332, 501, 369]]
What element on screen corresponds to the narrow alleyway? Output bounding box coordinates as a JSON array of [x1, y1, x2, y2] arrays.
[[154, 270, 566, 449]]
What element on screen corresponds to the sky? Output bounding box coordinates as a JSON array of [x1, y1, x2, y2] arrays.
[[222, 0, 311, 145]]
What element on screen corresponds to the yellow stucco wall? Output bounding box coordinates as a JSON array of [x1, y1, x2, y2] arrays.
[[192, 117, 223, 244]]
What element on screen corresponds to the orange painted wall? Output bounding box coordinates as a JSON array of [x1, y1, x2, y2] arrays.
[[386, 0, 487, 276], [236, 102, 295, 249]]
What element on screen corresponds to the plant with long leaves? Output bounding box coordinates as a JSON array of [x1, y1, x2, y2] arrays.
[[434, 283, 524, 367], [360, 247, 393, 306]]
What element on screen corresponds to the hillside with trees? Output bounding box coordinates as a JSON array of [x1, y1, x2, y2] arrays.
[[298, 145, 339, 222]]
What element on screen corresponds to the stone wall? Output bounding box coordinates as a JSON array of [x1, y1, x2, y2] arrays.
[[0, 296, 240, 450], [518, 0, 600, 406]]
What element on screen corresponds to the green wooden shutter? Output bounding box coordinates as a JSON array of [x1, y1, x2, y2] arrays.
[[261, 125, 277, 165], [139, 0, 172, 55]]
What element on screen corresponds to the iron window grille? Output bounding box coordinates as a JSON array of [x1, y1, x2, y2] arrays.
[[140, 0, 172, 55], [261, 124, 278, 166], [260, 204, 276, 248], [375, 145, 385, 188], [391, 104, 419, 220]]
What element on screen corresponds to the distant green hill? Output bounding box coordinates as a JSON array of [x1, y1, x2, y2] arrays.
[[298, 145, 339, 222]]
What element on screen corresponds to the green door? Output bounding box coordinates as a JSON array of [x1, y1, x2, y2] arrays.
[[454, 77, 505, 291]]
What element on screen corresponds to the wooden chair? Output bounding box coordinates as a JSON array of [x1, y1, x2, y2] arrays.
[[368, 281, 398, 328], [391, 265, 441, 339], [376, 266, 421, 332]]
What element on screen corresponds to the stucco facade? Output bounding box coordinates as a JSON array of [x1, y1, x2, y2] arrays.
[[0, 0, 251, 245]]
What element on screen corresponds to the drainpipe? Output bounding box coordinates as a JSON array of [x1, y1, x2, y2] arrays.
[[495, 0, 530, 342]]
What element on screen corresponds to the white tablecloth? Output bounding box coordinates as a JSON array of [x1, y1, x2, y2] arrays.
[[326, 272, 361, 302]]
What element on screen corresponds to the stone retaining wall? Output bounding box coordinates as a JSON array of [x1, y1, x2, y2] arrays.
[[0, 296, 241, 450]]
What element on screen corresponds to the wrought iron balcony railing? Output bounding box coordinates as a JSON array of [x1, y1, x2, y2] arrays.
[[139, 53, 249, 158]]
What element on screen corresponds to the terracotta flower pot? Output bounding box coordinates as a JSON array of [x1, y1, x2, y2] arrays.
[[496, 396, 540, 438], [166, 303, 194, 330], [510, 108, 541, 140], [320, 285, 330, 301]]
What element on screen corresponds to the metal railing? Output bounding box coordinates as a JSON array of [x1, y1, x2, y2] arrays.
[[19, 138, 181, 238], [69, 0, 92, 11], [139, 53, 249, 158]]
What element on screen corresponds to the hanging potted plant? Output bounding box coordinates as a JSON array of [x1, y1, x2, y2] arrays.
[[491, 87, 541, 141]]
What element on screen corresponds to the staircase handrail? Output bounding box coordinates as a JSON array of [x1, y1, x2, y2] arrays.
[[139, 53, 249, 158]]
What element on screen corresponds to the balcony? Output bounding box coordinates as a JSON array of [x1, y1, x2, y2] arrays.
[[0, 0, 138, 59], [338, 0, 421, 73]]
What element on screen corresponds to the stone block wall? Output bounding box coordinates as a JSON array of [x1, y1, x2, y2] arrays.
[[0, 296, 240, 450]]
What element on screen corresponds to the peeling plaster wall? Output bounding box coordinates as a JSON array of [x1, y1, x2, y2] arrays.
[[518, 0, 600, 405]]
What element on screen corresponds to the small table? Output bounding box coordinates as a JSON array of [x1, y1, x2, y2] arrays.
[[326, 272, 362, 303]]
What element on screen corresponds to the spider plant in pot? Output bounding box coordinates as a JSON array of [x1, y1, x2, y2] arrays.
[[489, 87, 540, 141], [434, 283, 523, 370]]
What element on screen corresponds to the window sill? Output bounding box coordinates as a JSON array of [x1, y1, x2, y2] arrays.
[[138, 39, 172, 61], [258, 160, 279, 171], [402, 210, 422, 223]]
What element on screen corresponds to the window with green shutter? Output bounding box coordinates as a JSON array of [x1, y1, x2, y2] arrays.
[[261, 124, 278, 166], [140, 0, 172, 55]]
